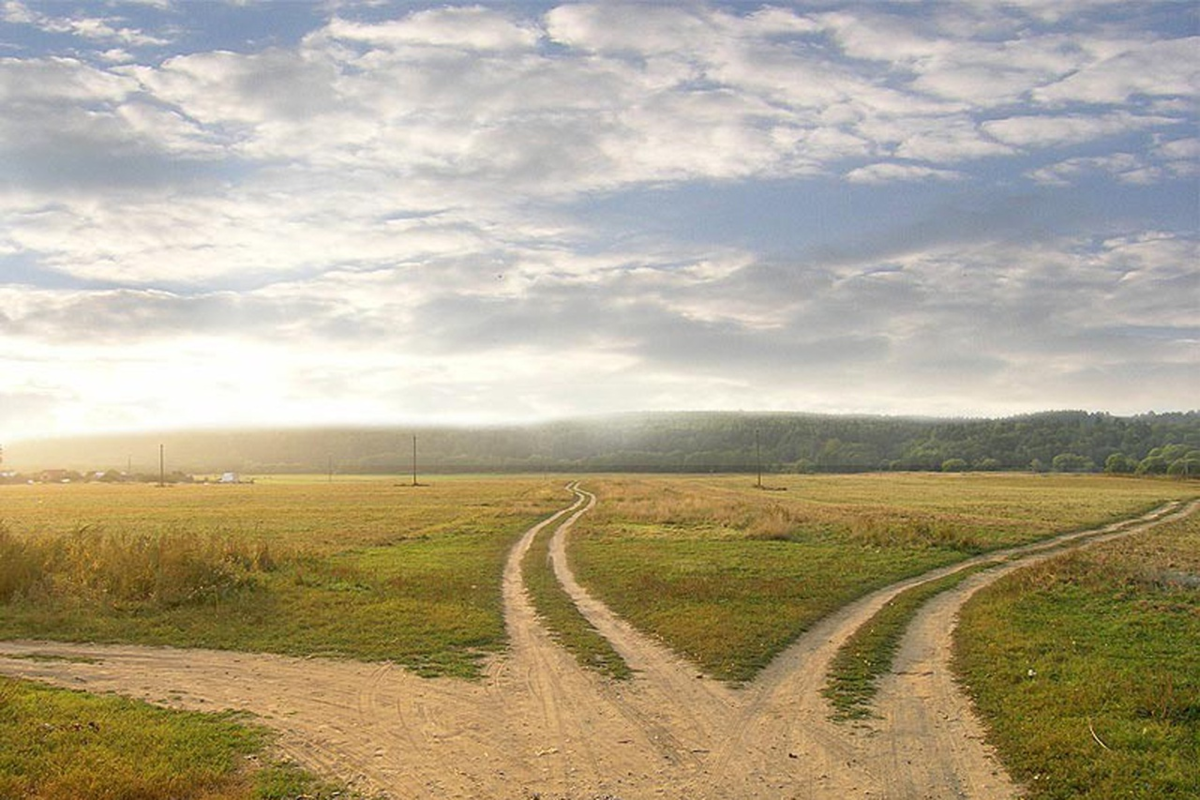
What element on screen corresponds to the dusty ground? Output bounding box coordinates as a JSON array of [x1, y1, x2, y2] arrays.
[[2, 485, 1194, 799]]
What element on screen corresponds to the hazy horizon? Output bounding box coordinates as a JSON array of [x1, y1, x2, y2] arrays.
[[5, 406, 1197, 450], [2, 2, 1197, 442]]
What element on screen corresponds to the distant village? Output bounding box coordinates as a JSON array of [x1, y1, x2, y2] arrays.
[[0, 469, 251, 485]]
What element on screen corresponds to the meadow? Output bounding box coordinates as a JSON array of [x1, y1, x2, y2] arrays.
[[2, 473, 1193, 683], [567, 473, 1197, 680], [0, 674, 350, 800], [954, 506, 1200, 799], [0, 476, 564, 677], [1, 471, 1196, 798]]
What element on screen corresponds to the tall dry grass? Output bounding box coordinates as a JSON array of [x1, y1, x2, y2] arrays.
[[0, 523, 277, 609]]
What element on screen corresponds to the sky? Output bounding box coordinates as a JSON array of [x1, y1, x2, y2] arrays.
[[0, 0, 1197, 441]]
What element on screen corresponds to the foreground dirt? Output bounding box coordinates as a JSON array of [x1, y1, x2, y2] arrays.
[[2, 487, 1194, 799]]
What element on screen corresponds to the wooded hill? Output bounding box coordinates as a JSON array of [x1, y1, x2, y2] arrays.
[[5, 410, 1199, 477]]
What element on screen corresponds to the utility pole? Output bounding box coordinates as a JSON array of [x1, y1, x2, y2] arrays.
[[411, 435, 418, 486], [328, 454, 333, 483], [755, 427, 762, 489], [159, 444, 165, 487]]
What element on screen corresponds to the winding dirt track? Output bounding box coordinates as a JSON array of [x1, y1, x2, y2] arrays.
[[1, 485, 1195, 799]]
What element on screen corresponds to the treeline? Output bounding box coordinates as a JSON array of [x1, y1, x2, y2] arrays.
[[4, 410, 1198, 477]]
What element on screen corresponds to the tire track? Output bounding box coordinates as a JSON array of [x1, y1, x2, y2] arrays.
[[0, 489, 1193, 799]]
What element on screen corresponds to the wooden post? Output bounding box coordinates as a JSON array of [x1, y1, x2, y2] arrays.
[[755, 428, 762, 488]]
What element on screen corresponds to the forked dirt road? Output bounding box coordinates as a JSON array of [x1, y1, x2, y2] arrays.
[[2, 486, 1195, 799]]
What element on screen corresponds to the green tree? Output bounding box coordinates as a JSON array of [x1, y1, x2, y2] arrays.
[[1167, 457, 1200, 479], [1052, 453, 1094, 473], [1104, 453, 1136, 474], [1159, 443, 1191, 462], [1136, 455, 1169, 475], [941, 458, 969, 472]]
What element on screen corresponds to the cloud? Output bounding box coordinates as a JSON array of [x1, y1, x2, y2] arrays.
[[0, 387, 67, 432], [1033, 36, 1200, 106], [983, 111, 1182, 149], [844, 163, 964, 184], [2, 1, 170, 47], [1027, 152, 1148, 185], [0, 2, 1196, 435], [0, 286, 331, 343], [325, 6, 541, 52]]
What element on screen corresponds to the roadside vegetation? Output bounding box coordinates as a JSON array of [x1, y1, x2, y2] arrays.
[[568, 473, 1197, 682], [0, 477, 563, 678], [954, 506, 1200, 799], [0, 675, 350, 800]]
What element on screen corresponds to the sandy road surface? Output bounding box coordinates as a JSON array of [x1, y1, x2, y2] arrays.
[[2, 486, 1195, 799]]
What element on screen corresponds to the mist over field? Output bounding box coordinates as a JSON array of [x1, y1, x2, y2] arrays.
[[4, 410, 1198, 476]]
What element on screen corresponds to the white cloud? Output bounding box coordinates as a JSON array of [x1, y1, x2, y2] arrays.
[[0, 2, 1196, 435], [324, 7, 541, 52], [1027, 152, 1145, 185], [983, 111, 1181, 149], [844, 162, 963, 184], [894, 116, 1013, 161], [2, 1, 169, 47], [0, 55, 132, 103], [1033, 37, 1200, 106]]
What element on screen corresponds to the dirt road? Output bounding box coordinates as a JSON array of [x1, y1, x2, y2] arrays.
[[2, 486, 1194, 799]]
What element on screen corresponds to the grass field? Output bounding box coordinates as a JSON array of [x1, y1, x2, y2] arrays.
[[954, 506, 1200, 799], [568, 473, 1197, 681], [0, 675, 351, 800], [0, 476, 565, 678], [1, 471, 1196, 798], [2, 473, 1193, 683]]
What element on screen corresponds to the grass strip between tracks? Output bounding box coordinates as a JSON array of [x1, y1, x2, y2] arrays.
[[823, 563, 995, 720], [522, 505, 632, 680]]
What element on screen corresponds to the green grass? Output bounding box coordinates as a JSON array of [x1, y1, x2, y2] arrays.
[[521, 501, 631, 680], [823, 563, 993, 720], [571, 534, 962, 682], [0, 676, 351, 800], [0, 477, 565, 678], [569, 473, 1196, 682], [3, 472, 1193, 687], [954, 507, 1200, 799]]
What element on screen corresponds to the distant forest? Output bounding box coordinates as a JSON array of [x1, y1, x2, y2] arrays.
[[5, 411, 1199, 479]]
